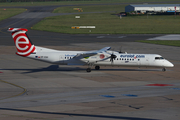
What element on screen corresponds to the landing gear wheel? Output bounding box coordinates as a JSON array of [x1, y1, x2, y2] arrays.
[[95, 66, 100, 70], [86, 68, 91, 72], [162, 68, 166, 72]]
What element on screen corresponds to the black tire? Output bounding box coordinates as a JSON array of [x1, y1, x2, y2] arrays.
[[95, 66, 100, 70], [86, 68, 91, 72], [162, 68, 166, 72]]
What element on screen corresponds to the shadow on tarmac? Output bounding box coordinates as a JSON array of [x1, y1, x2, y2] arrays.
[[0, 107, 159, 120], [0, 65, 160, 74]]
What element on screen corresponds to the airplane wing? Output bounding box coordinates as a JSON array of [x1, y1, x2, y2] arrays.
[[74, 47, 111, 58], [95, 47, 111, 53]]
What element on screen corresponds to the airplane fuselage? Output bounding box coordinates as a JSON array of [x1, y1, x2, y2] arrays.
[[27, 46, 174, 68]]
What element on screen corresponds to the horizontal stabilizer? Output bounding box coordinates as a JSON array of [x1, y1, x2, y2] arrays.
[[8, 28, 28, 32]]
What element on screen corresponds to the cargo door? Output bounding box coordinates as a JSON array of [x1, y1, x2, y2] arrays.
[[59, 55, 64, 63]]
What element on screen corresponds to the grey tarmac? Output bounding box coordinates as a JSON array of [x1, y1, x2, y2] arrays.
[[0, 3, 180, 120]]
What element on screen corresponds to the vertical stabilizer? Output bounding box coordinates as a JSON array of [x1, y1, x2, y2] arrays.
[[8, 28, 36, 57]]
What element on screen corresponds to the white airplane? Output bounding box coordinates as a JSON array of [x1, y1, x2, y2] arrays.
[[8, 28, 174, 72]]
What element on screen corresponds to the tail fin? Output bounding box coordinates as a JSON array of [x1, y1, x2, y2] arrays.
[[8, 28, 36, 57]]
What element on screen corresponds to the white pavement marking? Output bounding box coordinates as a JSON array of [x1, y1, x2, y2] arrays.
[[97, 36, 105, 38], [97, 36, 126, 39], [147, 35, 180, 40]]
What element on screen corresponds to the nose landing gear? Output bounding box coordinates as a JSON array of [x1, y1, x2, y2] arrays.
[[86, 65, 100, 72], [86, 68, 91, 72], [86, 62, 93, 72]]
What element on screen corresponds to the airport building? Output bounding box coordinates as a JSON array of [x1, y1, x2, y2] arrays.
[[125, 4, 180, 13]]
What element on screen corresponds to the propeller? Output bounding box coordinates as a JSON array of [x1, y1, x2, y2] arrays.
[[110, 52, 117, 63], [118, 46, 123, 53], [116, 46, 127, 54]]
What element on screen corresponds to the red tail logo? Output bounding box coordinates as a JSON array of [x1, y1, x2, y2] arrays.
[[8, 28, 36, 57]]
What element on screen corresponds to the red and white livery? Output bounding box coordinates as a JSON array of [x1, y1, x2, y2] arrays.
[[8, 28, 36, 56], [8, 28, 174, 72]]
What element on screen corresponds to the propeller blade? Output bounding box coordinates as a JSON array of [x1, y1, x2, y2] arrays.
[[110, 53, 117, 63], [118, 46, 123, 53]]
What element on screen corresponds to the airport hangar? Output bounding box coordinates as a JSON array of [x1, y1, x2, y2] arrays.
[[125, 4, 180, 13]]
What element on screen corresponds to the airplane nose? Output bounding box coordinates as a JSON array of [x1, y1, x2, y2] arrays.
[[167, 61, 174, 67], [169, 62, 174, 67]]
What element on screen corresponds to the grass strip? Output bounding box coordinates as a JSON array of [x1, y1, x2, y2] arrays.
[[53, 5, 127, 13], [0, 8, 26, 21], [137, 40, 180, 47], [0, 0, 179, 7], [32, 12, 180, 34]]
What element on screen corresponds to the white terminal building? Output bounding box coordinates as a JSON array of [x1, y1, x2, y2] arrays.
[[125, 4, 180, 13]]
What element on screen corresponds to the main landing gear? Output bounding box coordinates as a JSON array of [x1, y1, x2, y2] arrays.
[[86, 66, 100, 72], [162, 68, 166, 72], [95, 66, 100, 70]]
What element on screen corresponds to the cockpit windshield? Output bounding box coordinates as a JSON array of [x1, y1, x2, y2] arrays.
[[155, 57, 164, 60]]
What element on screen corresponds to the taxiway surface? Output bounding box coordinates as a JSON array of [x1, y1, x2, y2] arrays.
[[0, 41, 180, 120], [0, 4, 180, 120]]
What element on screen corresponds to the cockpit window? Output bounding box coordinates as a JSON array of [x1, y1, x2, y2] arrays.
[[155, 57, 164, 60]]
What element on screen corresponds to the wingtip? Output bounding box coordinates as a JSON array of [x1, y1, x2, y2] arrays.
[[107, 47, 111, 50]]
